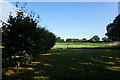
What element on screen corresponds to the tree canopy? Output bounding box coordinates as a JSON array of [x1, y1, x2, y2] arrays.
[[89, 35, 100, 42], [56, 37, 64, 42], [82, 38, 87, 42], [102, 37, 111, 42], [106, 14, 120, 41], [2, 5, 56, 67], [66, 38, 80, 42]]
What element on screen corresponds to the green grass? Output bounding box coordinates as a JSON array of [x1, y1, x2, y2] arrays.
[[3, 48, 120, 80], [52, 42, 112, 49]]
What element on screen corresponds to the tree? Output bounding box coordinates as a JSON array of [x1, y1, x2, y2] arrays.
[[56, 37, 64, 42], [66, 38, 72, 42], [56, 37, 61, 42], [82, 38, 87, 42], [89, 38, 96, 42], [31, 27, 55, 56], [2, 10, 37, 66], [102, 37, 111, 42], [89, 35, 100, 42], [92, 35, 100, 42], [72, 38, 79, 42], [66, 38, 80, 42], [2, 3, 56, 68], [106, 14, 120, 41], [61, 39, 64, 42]]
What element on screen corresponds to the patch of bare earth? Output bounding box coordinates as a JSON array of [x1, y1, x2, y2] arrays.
[[3, 51, 52, 76], [4, 61, 41, 75], [4, 60, 38, 75]]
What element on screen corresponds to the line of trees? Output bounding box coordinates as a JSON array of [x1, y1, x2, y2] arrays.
[[56, 35, 112, 43], [2, 4, 56, 68]]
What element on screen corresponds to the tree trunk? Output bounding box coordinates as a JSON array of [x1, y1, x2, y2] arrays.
[[17, 62, 20, 71]]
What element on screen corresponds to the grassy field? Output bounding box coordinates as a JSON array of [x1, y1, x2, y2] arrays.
[[52, 42, 115, 49], [2, 42, 120, 80]]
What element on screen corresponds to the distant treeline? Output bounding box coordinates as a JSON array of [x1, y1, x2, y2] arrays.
[[56, 14, 120, 43], [56, 35, 112, 43]]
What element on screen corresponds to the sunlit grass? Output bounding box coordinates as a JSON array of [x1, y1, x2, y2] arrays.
[[33, 76, 49, 80], [52, 42, 113, 49], [106, 66, 120, 71], [79, 62, 93, 65], [43, 63, 52, 67], [0, 46, 4, 48]]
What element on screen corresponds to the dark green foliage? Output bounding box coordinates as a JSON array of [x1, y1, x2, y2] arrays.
[[66, 38, 80, 42], [102, 37, 112, 42], [89, 38, 96, 42], [89, 35, 100, 42], [31, 27, 55, 57], [56, 37, 64, 42], [2, 11, 36, 63], [82, 38, 87, 42], [72, 39, 80, 42], [66, 36, 100, 42], [2, 6, 55, 67], [106, 14, 120, 41], [66, 38, 72, 42], [93, 35, 100, 41]]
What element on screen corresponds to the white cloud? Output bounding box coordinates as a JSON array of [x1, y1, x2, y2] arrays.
[[0, 0, 16, 23], [0, 0, 29, 27]]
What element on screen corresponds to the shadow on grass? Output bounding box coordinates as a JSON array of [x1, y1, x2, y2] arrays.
[[2, 49, 120, 80]]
